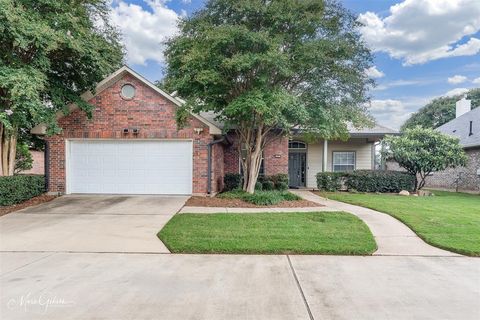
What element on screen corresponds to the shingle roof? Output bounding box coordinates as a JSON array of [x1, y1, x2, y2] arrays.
[[437, 106, 480, 149], [347, 123, 398, 136], [199, 111, 398, 136]]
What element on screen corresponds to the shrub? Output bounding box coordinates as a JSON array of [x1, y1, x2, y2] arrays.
[[0, 175, 45, 206], [316, 172, 345, 191], [269, 173, 288, 190], [218, 190, 301, 205], [254, 181, 263, 191], [243, 191, 283, 205], [280, 191, 301, 201], [262, 180, 275, 191], [275, 181, 288, 191], [345, 170, 415, 193], [223, 173, 243, 191]]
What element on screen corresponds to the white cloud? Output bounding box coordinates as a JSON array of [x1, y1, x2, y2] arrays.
[[358, 0, 480, 65], [444, 87, 469, 97], [365, 66, 385, 78], [110, 0, 180, 65], [473, 77, 480, 84], [448, 75, 468, 84], [368, 99, 411, 129]]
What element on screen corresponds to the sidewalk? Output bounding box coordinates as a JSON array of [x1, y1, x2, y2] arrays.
[[290, 190, 460, 256]]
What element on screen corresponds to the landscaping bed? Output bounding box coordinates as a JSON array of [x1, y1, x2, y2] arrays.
[[321, 190, 480, 256], [158, 212, 376, 255], [0, 194, 57, 216], [185, 190, 320, 208]]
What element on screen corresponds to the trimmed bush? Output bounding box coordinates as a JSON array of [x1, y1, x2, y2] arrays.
[[346, 170, 415, 193], [0, 175, 45, 206], [270, 173, 288, 189], [262, 180, 275, 191], [316, 172, 344, 191], [275, 181, 288, 191], [316, 170, 415, 193], [223, 173, 243, 191], [254, 181, 263, 191]]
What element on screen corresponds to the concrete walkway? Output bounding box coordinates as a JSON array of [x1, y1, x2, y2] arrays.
[[291, 190, 459, 256]]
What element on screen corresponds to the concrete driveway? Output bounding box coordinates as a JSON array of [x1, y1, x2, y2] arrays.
[[0, 195, 188, 253]]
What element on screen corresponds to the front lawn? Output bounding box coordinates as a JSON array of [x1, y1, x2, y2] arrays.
[[323, 191, 480, 256], [158, 212, 376, 255]]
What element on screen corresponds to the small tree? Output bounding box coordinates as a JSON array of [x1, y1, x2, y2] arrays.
[[14, 143, 33, 174], [0, 0, 123, 176], [164, 0, 374, 193], [383, 127, 468, 191]]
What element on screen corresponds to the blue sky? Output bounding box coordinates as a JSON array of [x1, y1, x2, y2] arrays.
[[111, 0, 480, 129]]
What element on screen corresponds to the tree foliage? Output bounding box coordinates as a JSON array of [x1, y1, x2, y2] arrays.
[[401, 88, 480, 131], [0, 0, 124, 175], [383, 127, 468, 191], [164, 0, 374, 192], [14, 142, 32, 174]]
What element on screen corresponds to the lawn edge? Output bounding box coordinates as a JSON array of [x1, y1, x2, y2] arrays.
[[157, 211, 377, 256], [325, 195, 478, 257]]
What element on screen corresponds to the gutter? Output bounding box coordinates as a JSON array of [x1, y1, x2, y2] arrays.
[[207, 136, 229, 194]]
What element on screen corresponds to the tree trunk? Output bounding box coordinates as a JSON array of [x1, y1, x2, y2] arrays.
[[0, 125, 18, 176], [238, 123, 267, 194]]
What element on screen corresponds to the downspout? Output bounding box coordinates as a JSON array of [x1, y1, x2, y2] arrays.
[[44, 140, 49, 192], [207, 137, 226, 195]]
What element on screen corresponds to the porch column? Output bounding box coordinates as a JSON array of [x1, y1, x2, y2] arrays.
[[322, 139, 328, 172]]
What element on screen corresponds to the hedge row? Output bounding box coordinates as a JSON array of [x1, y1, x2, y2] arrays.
[[223, 173, 289, 192], [316, 170, 415, 193], [0, 175, 46, 206]]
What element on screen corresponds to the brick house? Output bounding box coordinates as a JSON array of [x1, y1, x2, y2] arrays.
[[424, 97, 480, 193], [32, 66, 396, 195]]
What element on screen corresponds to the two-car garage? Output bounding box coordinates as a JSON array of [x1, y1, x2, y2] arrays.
[[66, 140, 193, 195]]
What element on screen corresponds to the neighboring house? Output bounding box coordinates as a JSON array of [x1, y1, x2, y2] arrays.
[[32, 66, 397, 195], [424, 97, 480, 193]]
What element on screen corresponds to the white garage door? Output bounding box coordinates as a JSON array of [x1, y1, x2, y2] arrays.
[[67, 140, 193, 194]]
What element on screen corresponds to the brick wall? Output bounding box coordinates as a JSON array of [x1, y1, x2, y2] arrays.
[[212, 143, 224, 192], [425, 148, 480, 192], [45, 73, 217, 195], [223, 133, 288, 176], [21, 150, 45, 175]]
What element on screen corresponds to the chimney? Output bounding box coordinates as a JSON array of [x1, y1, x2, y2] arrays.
[[456, 96, 471, 118]]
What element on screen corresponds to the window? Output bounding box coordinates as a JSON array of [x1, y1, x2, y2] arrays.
[[239, 145, 265, 176], [121, 84, 136, 99], [288, 141, 306, 149], [332, 151, 355, 172]]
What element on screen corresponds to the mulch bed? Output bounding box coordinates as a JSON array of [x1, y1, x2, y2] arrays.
[[185, 196, 321, 208], [0, 194, 57, 217]]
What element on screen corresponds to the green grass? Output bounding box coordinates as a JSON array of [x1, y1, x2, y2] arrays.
[[323, 191, 480, 256], [217, 190, 301, 205], [158, 212, 376, 255]]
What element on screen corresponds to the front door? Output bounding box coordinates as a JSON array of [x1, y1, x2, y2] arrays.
[[288, 152, 306, 187]]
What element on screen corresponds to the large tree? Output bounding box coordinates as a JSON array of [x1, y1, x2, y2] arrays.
[[0, 0, 124, 176], [384, 127, 467, 191], [401, 88, 480, 131], [164, 0, 374, 193]]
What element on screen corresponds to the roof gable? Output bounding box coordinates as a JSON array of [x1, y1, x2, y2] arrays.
[[32, 66, 221, 135]]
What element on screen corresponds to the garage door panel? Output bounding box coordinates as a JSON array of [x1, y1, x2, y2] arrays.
[[68, 140, 193, 195]]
